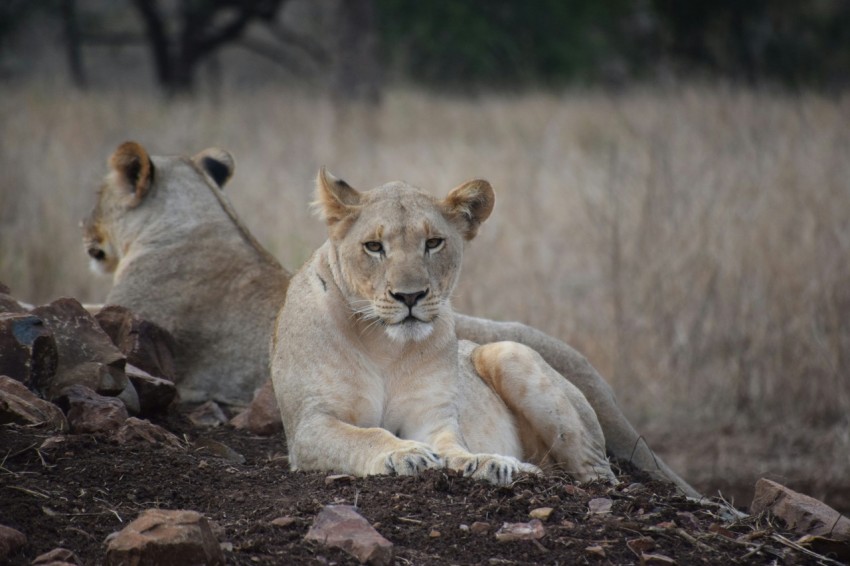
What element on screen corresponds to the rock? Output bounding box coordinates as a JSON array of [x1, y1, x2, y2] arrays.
[[0, 312, 58, 392], [229, 379, 282, 436], [32, 547, 82, 565], [0, 283, 28, 313], [105, 509, 224, 566], [529, 507, 554, 521], [0, 524, 27, 561], [125, 364, 177, 414], [751, 478, 850, 540], [588, 497, 613, 515], [116, 380, 140, 415], [626, 536, 656, 556], [113, 417, 183, 448], [95, 306, 177, 381], [305, 505, 393, 566], [325, 474, 355, 485], [562, 484, 587, 497], [188, 401, 228, 428], [0, 375, 68, 431], [56, 385, 128, 434], [193, 438, 245, 464], [31, 299, 128, 400], [494, 519, 545, 542], [470, 521, 491, 535]]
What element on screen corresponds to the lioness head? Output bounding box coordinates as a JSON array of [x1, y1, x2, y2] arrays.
[[315, 169, 494, 343], [82, 141, 235, 275]]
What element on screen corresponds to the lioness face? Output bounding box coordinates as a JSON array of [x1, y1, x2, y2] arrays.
[[315, 171, 494, 343], [81, 214, 118, 275]]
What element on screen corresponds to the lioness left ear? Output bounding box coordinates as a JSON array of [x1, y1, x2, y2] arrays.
[[442, 179, 495, 240], [192, 148, 235, 188], [312, 168, 361, 226], [109, 141, 154, 206]]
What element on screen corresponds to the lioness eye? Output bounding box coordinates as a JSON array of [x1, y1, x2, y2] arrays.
[[364, 241, 384, 254], [425, 238, 444, 251]]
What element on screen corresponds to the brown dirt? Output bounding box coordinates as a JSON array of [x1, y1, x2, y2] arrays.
[[0, 409, 833, 565]]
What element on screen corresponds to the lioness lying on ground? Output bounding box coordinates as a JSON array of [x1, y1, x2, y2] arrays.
[[271, 171, 617, 485], [84, 142, 697, 495]]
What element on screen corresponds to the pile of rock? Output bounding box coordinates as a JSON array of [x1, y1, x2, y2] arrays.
[[0, 283, 178, 435]]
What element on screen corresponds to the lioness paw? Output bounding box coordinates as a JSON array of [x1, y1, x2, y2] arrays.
[[381, 443, 443, 476], [452, 454, 541, 486]]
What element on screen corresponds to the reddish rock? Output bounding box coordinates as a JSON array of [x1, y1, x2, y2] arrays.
[[188, 401, 228, 428], [0, 312, 58, 392], [0, 376, 68, 431], [641, 553, 677, 565], [31, 299, 127, 400], [32, 547, 82, 565], [105, 509, 224, 566], [229, 378, 282, 436], [113, 417, 183, 448], [470, 521, 491, 535], [751, 478, 850, 540], [495, 519, 545, 542], [125, 364, 178, 414], [57, 385, 128, 434], [95, 306, 177, 381], [0, 524, 27, 561], [305, 505, 393, 565]]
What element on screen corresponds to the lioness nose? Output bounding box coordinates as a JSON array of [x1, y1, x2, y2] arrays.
[[390, 289, 428, 308], [88, 247, 106, 261]]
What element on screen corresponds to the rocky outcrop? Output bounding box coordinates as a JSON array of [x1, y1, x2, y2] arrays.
[[0, 375, 67, 431]]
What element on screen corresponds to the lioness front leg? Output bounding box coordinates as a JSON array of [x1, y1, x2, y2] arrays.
[[289, 414, 443, 477]]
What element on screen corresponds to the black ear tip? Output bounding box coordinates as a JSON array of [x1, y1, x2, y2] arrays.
[[202, 156, 231, 188]]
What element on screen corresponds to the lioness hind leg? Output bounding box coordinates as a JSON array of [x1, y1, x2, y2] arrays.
[[472, 341, 617, 484]]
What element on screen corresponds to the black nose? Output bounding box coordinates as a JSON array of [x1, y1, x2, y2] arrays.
[[88, 248, 106, 261], [390, 289, 428, 308]]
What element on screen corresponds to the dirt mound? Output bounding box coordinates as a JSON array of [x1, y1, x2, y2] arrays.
[[0, 410, 837, 565]]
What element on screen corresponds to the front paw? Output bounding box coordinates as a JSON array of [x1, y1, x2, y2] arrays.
[[450, 454, 541, 486], [379, 442, 444, 476]]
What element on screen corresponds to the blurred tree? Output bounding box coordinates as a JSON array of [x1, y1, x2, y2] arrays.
[[330, 0, 381, 103], [131, 0, 288, 95]]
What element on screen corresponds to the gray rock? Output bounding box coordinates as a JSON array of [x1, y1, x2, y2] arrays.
[[0, 524, 27, 561], [751, 478, 850, 540], [105, 509, 224, 566], [305, 505, 393, 565], [56, 385, 128, 434], [125, 364, 178, 415], [32, 298, 128, 400], [0, 312, 58, 393], [0, 375, 67, 431], [95, 306, 177, 381], [229, 378, 282, 436]]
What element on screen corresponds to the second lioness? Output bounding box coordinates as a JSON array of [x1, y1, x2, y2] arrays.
[[271, 171, 616, 485]]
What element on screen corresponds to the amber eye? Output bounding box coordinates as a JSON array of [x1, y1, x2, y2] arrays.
[[363, 241, 384, 254], [425, 238, 444, 251]]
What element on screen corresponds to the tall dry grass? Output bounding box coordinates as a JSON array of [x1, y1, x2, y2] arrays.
[[1, 82, 848, 504]]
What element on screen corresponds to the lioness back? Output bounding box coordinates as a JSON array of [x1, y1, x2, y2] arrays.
[[84, 142, 289, 405]]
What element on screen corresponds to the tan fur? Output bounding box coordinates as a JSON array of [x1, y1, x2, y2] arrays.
[[82, 142, 289, 405], [270, 173, 616, 485], [85, 143, 698, 496]]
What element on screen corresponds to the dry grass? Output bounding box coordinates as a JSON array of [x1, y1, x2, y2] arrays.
[[2, 81, 848, 505]]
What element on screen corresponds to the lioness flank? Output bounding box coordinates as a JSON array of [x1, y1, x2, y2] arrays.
[[270, 171, 617, 485]]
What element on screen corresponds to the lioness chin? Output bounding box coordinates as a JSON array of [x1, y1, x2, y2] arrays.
[[270, 170, 617, 485]]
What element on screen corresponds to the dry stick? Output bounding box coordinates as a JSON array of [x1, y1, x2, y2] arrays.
[[6, 485, 50, 499]]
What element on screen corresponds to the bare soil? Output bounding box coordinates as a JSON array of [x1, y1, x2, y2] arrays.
[[0, 409, 832, 565]]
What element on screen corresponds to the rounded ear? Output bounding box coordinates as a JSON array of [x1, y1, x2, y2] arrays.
[[311, 168, 361, 226], [441, 179, 495, 240], [192, 147, 235, 188], [109, 141, 154, 206]]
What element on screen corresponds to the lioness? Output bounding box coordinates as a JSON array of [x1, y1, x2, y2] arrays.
[[84, 142, 698, 496], [84, 142, 290, 405], [271, 171, 616, 484]]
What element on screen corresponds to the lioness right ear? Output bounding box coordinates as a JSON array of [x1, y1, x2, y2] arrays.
[[108, 141, 154, 207], [192, 147, 235, 188], [442, 179, 495, 240], [312, 168, 361, 226]]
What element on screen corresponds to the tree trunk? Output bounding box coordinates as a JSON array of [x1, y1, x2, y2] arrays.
[[331, 0, 381, 105], [61, 0, 86, 88]]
